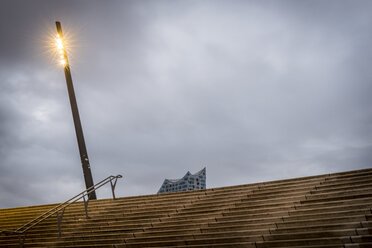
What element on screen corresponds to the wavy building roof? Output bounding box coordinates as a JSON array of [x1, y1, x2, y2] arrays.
[[157, 167, 206, 194]]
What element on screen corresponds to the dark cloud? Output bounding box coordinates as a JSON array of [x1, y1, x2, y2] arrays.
[[1, 0, 372, 208]]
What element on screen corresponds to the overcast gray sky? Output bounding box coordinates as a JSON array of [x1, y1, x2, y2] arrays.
[[1, 0, 371, 209]]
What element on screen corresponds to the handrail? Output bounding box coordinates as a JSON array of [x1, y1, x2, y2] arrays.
[[0, 174, 123, 247]]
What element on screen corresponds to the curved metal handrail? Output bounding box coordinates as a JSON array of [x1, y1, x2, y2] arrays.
[[0, 174, 123, 247]]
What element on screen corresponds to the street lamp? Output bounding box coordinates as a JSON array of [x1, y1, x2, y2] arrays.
[[55, 21, 97, 200]]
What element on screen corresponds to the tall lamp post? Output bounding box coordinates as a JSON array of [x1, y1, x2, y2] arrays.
[[55, 21, 97, 200]]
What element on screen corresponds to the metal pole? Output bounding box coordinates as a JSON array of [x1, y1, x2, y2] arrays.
[[55, 21, 97, 200]]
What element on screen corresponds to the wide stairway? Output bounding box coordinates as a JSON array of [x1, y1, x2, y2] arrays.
[[0, 168, 371, 248]]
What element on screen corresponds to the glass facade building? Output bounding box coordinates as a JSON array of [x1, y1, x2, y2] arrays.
[[157, 168, 206, 194]]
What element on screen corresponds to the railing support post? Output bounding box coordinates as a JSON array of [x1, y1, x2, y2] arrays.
[[57, 208, 66, 238], [18, 234, 25, 248], [110, 177, 119, 200]]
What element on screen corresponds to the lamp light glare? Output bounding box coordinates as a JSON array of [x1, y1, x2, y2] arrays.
[[55, 37, 64, 50], [54, 30, 68, 66]]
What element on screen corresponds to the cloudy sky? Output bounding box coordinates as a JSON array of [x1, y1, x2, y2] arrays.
[[1, 0, 371, 209]]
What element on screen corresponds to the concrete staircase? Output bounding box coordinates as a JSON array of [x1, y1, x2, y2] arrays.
[[1, 168, 371, 248]]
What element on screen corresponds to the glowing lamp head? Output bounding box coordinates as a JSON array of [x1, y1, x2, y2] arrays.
[[54, 33, 68, 66], [56, 37, 64, 49]]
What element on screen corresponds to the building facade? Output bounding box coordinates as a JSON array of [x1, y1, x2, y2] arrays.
[[157, 168, 206, 194]]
